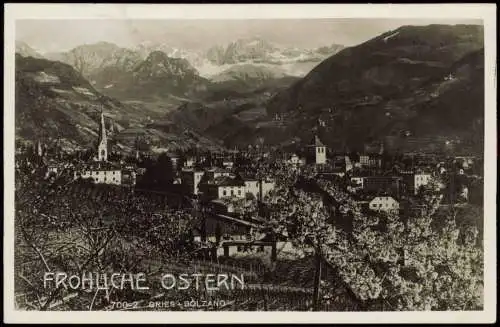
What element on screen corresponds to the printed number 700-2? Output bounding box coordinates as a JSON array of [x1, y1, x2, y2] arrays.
[[106, 301, 139, 310]]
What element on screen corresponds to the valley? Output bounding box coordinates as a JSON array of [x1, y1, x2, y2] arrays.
[[15, 24, 484, 156]]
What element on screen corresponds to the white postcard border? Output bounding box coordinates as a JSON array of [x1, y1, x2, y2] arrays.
[[3, 3, 497, 324]]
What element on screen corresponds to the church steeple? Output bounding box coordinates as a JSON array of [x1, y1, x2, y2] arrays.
[[97, 107, 108, 162]]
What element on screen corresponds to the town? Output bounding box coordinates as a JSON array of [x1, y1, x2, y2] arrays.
[[14, 108, 484, 311]]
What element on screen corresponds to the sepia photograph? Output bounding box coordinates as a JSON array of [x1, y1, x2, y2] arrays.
[[3, 3, 497, 324]]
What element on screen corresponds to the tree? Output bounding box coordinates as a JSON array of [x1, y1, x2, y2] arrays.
[[264, 172, 483, 311], [264, 185, 339, 310], [317, 177, 483, 310]]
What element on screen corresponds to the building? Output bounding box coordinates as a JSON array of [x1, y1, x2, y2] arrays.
[[181, 168, 205, 195], [243, 177, 260, 199], [359, 154, 370, 167], [97, 110, 108, 162], [359, 153, 382, 168], [240, 174, 276, 201], [193, 212, 260, 244], [204, 176, 245, 200], [368, 196, 400, 213], [74, 163, 122, 185], [260, 179, 275, 199], [307, 135, 327, 165]]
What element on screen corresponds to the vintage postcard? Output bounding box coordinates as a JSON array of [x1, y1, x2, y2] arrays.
[[3, 3, 497, 324]]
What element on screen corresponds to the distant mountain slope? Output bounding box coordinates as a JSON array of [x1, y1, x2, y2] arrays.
[[15, 41, 44, 59], [45, 42, 143, 81], [15, 55, 223, 151], [211, 63, 288, 83], [267, 24, 483, 116], [256, 24, 485, 153], [89, 51, 209, 101], [205, 37, 344, 66], [15, 54, 135, 148]]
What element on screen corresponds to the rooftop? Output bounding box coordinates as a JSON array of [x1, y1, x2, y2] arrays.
[[211, 176, 245, 187]]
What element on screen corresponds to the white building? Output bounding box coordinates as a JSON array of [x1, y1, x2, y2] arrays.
[[205, 176, 245, 200], [261, 180, 275, 198], [181, 168, 205, 195], [244, 178, 260, 199], [414, 173, 432, 194], [242, 175, 276, 201], [369, 196, 399, 213], [74, 167, 122, 185], [312, 136, 326, 164]]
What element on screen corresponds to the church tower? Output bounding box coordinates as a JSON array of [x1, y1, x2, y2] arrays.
[[97, 109, 108, 162], [307, 135, 326, 165]]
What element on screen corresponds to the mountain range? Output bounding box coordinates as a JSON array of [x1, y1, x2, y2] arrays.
[[218, 24, 485, 153], [15, 24, 485, 155]]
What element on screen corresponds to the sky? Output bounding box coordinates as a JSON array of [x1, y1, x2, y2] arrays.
[[16, 18, 482, 54]]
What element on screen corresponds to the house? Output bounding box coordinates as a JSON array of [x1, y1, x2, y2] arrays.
[[243, 176, 260, 199], [359, 154, 370, 167], [368, 196, 400, 213], [74, 162, 122, 185], [204, 176, 246, 200], [260, 179, 276, 198], [181, 168, 205, 195], [414, 173, 432, 194], [193, 212, 260, 244], [241, 173, 276, 200]]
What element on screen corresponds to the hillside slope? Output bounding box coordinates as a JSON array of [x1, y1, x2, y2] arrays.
[[15, 55, 223, 152], [258, 24, 484, 153]]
